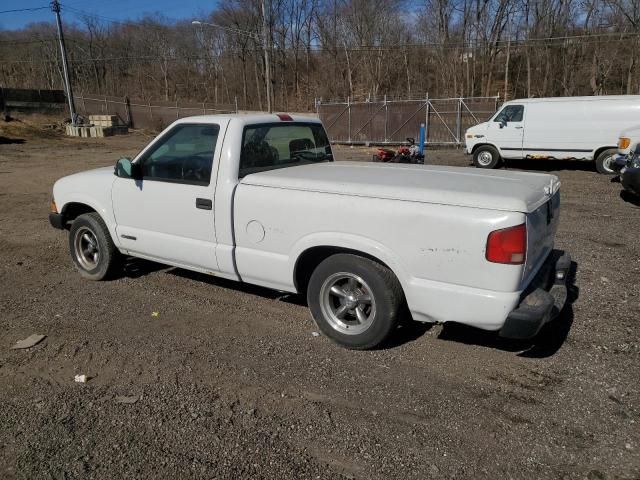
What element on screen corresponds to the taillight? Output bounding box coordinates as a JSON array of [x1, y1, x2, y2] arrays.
[[276, 113, 293, 121], [486, 224, 526, 264]]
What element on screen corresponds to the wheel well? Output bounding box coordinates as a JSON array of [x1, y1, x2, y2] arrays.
[[471, 143, 497, 155], [61, 202, 96, 228], [593, 146, 617, 161], [293, 246, 394, 294]]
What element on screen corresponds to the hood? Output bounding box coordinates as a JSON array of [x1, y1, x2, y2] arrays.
[[53, 166, 116, 203], [619, 124, 640, 138], [57, 166, 114, 183], [241, 162, 560, 213], [466, 122, 488, 135]]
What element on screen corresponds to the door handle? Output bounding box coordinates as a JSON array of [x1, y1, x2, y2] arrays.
[[514, 126, 523, 129], [195, 198, 212, 210]]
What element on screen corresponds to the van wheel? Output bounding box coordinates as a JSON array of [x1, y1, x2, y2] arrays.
[[307, 254, 404, 350], [473, 145, 501, 169], [69, 213, 121, 280], [595, 148, 618, 175]]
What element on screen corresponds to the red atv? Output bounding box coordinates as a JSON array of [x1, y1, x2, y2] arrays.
[[372, 138, 424, 164]]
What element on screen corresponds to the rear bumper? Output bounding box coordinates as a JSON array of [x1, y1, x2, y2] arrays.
[[499, 250, 571, 339], [49, 212, 66, 230]]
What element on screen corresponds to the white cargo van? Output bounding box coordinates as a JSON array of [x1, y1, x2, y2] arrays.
[[465, 95, 640, 174]]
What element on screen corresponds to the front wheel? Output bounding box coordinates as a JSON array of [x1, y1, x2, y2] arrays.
[[595, 148, 618, 175], [68, 212, 121, 280], [473, 145, 501, 169], [306, 254, 404, 350]]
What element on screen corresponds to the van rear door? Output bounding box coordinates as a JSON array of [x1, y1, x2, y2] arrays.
[[487, 104, 524, 159]]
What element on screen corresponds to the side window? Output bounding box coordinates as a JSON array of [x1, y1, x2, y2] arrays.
[[139, 124, 219, 185], [494, 105, 524, 123], [239, 123, 332, 177]]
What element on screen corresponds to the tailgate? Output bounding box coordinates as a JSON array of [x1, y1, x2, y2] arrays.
[[522, 191, 560, 287]]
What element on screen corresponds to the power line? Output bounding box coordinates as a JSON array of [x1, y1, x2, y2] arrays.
[[1, 33, 637, 66], [0, 38, 58, 45], [0, 6, 49, 14]]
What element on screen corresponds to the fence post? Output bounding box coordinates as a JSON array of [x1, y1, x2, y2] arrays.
[[148, 100, 153, 123], [103, 96, 108, 114], [176, 99, 179, 119], [384, 94, 388, 143], [124, 96, 132, 127], [202, 102, 206, 114], [425, 93, 430, 146], [81, 93, 86, 117], [234, 96, 238, 113], [347, 96, 351, 143], [456, 97, 462, 145]]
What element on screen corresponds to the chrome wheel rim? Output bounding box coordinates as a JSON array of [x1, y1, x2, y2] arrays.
[[477, 151, 493, 166], [602, 155, 615, 173], [319, 273, 376, 335], [74, 227, 99, 270]]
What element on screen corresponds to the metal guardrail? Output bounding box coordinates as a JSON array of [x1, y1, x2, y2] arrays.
[[316, 95, 500, 145]]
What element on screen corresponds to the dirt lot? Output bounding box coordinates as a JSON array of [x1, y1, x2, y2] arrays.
[[0, 117, 639, 479]]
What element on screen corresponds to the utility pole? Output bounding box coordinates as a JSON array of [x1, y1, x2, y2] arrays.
[[51, 0, 77, 125], [261, 0, 272, 113]]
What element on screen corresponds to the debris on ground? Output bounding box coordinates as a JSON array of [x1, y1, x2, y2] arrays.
[[73, 374, 90, 383], [151, 311, 159, 317], [311, 331, 320, 337], [115, 395, 140, 404], [11, 334, 46, 350]]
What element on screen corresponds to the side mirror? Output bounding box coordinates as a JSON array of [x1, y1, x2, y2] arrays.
[[114, 157, 141, 179], [499, 120, 507, 129]]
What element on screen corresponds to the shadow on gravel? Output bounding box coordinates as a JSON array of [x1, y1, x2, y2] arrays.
[[122, 257, 168, 279], [438, 262, 579, 358], [382, 321, 433, 349], [504, 159, 597, 173], [620, 190, 640, 207], [0, 136, 26, 145], [168, 267, 308, 306]]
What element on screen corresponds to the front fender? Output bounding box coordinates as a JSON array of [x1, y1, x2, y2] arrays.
[[52, 170, 119, 245]]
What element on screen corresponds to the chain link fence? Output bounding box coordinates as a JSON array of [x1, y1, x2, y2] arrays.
[[317, 96, 500, 145], [73, 93, 238, 130]]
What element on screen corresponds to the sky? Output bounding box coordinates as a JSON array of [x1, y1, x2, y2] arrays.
[[0, 0, 219, 31]]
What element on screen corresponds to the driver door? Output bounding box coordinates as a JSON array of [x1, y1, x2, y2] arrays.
[[111, 122, 222, 271], [487, 104, 525, 158]]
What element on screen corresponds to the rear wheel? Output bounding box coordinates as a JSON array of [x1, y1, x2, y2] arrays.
[[307, 254, 404, 350], [473, 145, 501, 169], [69, 213, 120, 280], [595, 148, 618, 175]]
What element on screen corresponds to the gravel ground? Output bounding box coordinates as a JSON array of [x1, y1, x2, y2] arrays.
[[0, 119, 638, 479]]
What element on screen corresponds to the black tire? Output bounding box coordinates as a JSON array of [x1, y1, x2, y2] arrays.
[[472, 145, 501, 169], [595, 148, 618, 175], [68, 212, 121, 280], [306, 253, 404, 350]]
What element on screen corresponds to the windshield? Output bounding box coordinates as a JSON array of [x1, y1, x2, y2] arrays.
[[239, 122, 333, 177]]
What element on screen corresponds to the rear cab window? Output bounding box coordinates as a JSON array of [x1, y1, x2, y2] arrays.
[[493, 105, 524, 123], [239, 122, 333, 178]]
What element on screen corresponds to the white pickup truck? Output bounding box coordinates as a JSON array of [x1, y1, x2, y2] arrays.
[[50, 114, 571, 349]]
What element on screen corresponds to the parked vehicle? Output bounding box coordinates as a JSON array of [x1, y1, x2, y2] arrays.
[[372, 137, 425, 164], [49, 113, 570, 349], [465, 95, 640, 174], [613, 125, 640, 197]]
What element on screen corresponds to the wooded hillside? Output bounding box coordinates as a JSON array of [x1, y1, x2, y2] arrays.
[[1, 0, 638, 111]]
